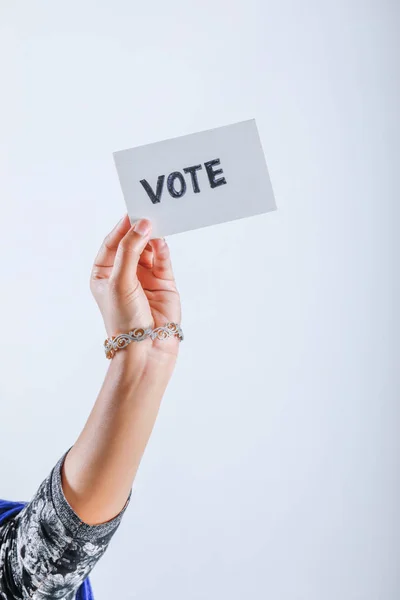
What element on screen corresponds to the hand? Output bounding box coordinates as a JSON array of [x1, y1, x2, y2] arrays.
[[90, 215, 181, 357]]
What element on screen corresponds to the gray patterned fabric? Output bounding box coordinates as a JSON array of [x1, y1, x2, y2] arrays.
[[0, 450, 131, 599]]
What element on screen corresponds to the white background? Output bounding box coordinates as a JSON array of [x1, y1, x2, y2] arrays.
[[0, 1, 398, 599]]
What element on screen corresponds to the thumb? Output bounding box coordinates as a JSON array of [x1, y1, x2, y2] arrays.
[[112, 219, 152, 287]]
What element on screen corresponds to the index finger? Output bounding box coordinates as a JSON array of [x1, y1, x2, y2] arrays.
[[94, 214, 131, 268]]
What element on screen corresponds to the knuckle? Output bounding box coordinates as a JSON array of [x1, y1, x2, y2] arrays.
[[91, 266, 102, 280], [90, 267, 98, 280], [155, 263, 170, 273], [103, 233, 116, 251], [119, 237, 139, 255]]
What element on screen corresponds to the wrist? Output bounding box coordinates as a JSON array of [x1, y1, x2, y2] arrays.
[[108, 338, 178, 383], [104, 323, 182, 362], [105, 346, 175, 412]]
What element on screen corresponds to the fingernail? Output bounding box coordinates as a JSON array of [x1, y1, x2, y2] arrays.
[[134, 219, 151, 236]]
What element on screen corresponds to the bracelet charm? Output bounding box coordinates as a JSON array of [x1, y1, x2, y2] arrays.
[[104, 323, 183, 359]]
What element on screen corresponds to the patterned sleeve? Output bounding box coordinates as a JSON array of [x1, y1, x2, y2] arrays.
[[0, 449, 131, 600]]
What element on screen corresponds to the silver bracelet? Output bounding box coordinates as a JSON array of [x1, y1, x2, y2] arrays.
[[104, 322, 184, 359]]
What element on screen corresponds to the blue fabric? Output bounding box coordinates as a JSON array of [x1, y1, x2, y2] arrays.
[[0, 499, 94, 600]]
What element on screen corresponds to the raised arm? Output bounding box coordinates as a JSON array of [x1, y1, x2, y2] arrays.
[[62, 215, 181, 525], [0, 216, 181, 599]]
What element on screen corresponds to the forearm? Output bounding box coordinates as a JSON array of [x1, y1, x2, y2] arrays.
[[61, 342, 177, 525]]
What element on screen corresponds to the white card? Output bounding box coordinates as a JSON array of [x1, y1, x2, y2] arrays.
[[113, 119, 276, 238]]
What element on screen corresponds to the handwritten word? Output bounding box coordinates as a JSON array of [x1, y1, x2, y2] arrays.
[[140, 158, 227, 204]]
